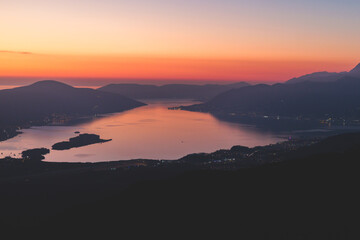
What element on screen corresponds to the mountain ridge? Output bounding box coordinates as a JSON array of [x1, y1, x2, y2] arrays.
[[181, 76, 360, 122], [98, 82, 250, 100], [286, 63, 360, 84]]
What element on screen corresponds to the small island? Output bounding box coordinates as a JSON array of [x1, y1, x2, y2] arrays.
[[22, 148, 50, 161], [52, 134, 112, 150]]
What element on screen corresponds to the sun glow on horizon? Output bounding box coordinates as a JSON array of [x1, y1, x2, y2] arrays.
[[1, 0, 360, 83], [0, 52, 355, 83]]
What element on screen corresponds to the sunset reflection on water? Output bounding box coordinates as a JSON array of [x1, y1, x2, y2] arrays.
[[0, 100, 283, 162]]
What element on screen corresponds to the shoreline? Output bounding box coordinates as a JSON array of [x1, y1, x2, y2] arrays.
[[0, 135, 323, 182], [0, 126, 23, 142], [0, 111, 129, 143]]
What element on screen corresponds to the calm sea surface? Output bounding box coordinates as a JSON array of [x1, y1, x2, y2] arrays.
[[0, 100, 285, 162]]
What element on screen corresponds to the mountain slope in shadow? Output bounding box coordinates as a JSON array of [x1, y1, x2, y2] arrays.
[[182, 76, 360, 119]]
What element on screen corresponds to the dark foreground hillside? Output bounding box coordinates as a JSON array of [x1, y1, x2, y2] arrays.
[[0, 133, 359, 239]]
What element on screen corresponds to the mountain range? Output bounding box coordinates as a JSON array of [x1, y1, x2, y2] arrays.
[[286, 63, 360, 84], [182, 65, 360, 121], [2, 63, 360, 127], [98, 82, 249, 100], [0, 80, 145, 125]]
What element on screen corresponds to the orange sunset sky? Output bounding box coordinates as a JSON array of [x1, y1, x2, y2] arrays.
[[1, 0, 360, 85]]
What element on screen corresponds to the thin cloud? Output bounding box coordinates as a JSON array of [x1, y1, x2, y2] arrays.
[[0, 50, 33, 55]]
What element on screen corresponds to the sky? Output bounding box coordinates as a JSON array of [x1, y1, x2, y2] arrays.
[[1, 0, 360, 85]]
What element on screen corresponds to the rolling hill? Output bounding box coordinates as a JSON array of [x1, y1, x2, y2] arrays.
[[0, 80, 145, 125]]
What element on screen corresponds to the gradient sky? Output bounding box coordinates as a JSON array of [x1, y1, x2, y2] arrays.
[[1, 0, 360, 84]]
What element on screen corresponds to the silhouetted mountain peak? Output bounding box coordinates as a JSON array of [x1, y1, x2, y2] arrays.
[[286, 71, 344, 84], [0, 80, 145, 125], [29, 80, 74, 90], [349, 63, 360, 74]]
